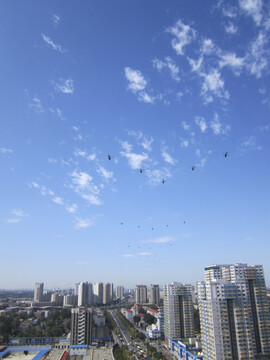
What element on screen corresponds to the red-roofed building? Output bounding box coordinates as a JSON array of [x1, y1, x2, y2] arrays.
[[147, 308, 159, 317], [138, 313, 145, 319], [121, 308, 134, 321]]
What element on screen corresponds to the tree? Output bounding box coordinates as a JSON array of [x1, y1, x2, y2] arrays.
[[144, 313, 156, 325], [133, 315, 140, 324]]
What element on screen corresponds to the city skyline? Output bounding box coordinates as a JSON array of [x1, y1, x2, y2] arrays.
[[1, 0, 270, 288]]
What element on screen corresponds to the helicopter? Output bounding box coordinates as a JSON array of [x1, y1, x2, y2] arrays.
[[224, 152, 229, 158]]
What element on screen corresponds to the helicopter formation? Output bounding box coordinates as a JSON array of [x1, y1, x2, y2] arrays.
[[107, 151, 229, 258], [107, 151, 229, 180]]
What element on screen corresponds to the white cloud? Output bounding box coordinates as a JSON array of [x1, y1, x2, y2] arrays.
[[181, 121, 190, 131], [123, 254, 135, 258], [200, 39, 216, 55], [224, 22, 238, 34], [124, 67, 154, 104], [161, 149, 175, 165], [53, 14, 60, 27], [52, 196, 63, 205], [121, 151, 148, 170], [29, 97, 44, 113], [42, 34, 65, 53], [54, 78, 74, 94], [168, 19, 196, 55], [0, 147, 12, 154], [81, 193, 102, 206], [7, 218, 21, 224], [219, 52, 246, 75], [66, 204, 78, 214], [74, 148, 96, 161], [195, 116, 207, 133], [201, 68, 229, 102], [188, 56, 204, 73], [240, 135, 262, 151], [180, 139, 189, 148], [152, 56, 180, 81], [125, 67, 147, 92], [70, 170, 101, 205], [126, 131, 153, 151], [210, 113, 231, 135], [12, 209, 28, 217], [145, 168, 172, 186], [247, 32, 268, 78], [48, 158, 57, 164], [144, 236, 174, 244], [138, 252, 152, 256], [71, 170, 93, 190], [238, 0, 263, 25], [222, 5, 238, 18], [75, 218, 94, 229], [97, 166, 113, 180], [138, 92, 155, 104]]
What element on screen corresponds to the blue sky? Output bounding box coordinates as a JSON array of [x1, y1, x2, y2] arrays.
[[1, 0, 270, 289]]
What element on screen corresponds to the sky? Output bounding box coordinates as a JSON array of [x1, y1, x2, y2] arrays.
[[1, 0, 270, 290]]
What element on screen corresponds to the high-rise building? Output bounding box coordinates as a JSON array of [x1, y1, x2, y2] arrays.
[[116, 286, 124, 299], [103, 283, 113, 304], [63, 294, 78, 307], [136, 285, 147, 304], [74, 283, 80, 296], [70, 307, 93, 345], [78, 282, 93, 306], [163, 282, 194, 341], [94, 282, 103, 304], [51, 293, 63, 306], [197, 264, 270, 360], [34, 283, 44, 302], [149, 284, 160, 305]]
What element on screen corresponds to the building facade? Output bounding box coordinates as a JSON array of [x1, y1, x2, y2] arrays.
[[103, 283, 113, 305], [70, 307, 93, 345], [94, 282, 103, 305], [116, 286, 124, 299], [149, 284, 160, 305], [78, 282, 93, 306], [163, 282, 194, 340], [198, 264, 270, 360], [135, 285, 147, 304], [34, 283, 44, 302]]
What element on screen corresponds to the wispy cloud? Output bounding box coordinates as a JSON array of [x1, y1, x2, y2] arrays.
[[70, 170, 101, 205], [127, 130, 154, 151], [29, 96, 44, 113], [42, 34, 65, 53], [53, 14, 60, 27], [123, 254, 135, 258], [152, 57, 180, 81], [52, 196, 63, 205], [0, 147, 13, 154], [210, 113, 231, 135], [181, 121, 190, 131], [238, 0, 263, 25], [145, 168, 172, 186], [74, 148, 96, 161], [75, 218, 94, 229], [201, 68, 230, 103], [7, 209, 28, 224], [195, 116, 207, 133], [219, 52, 245, 75], [97, 165, 113, 180], [138, 252, 152, 256], [180, 139, 189, 148], [144, 236, 174, 243], [124, 67, 154, 104], [54, 78, 74, 94], [161, 148, 175, 165], [224, 22, 238, 34], [167, 19, 196, 55], [120, 139, 149, 170], [247, 31, 268, 78], [240, 135, 262, 152], [66, 204, 78, 214]]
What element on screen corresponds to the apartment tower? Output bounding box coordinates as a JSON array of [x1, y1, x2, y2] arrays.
[[34, 282, 44, 302], [78, 282, 93, 306], [135, 285, 147, 304], [70, 307, 93, 345], [163, 282, 194, 340], [197, 264, 270, 360], [116, 286, 124, 299], [149, 284, 160, 305]]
